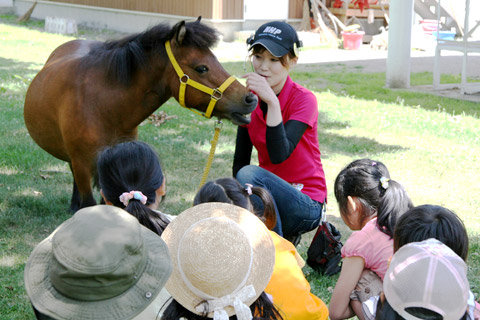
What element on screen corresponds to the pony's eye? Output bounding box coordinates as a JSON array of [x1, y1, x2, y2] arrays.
[[195, 65, 209, 74]]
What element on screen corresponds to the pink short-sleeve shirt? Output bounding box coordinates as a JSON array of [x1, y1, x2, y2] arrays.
[[341, 218, 393, 280]]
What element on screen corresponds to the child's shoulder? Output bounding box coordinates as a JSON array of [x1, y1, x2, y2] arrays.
[[343, 219, 391, 254]]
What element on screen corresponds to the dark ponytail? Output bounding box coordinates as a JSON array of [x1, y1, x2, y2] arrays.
[[375, 179, 413, 237], [334, 159, 413, 237], [124, 201, 170, 236], [97, 140, 169, 236], [194, 178, 276, 230], [248, 185, 276, 230]]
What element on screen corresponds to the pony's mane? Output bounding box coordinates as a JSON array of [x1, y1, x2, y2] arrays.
[[82, 20, 219, 86]]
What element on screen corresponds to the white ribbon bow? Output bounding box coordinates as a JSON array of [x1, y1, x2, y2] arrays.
[[195, 285, 256, 320]]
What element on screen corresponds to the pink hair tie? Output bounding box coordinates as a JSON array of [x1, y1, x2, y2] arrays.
[[119, 191, 148, 207], [245, 183, 253, 195]]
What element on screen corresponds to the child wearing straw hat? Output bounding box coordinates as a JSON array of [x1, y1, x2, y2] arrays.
[[24, 205, 173, 320], [193, 177, 329, 320], [160, 202, 283, 320]]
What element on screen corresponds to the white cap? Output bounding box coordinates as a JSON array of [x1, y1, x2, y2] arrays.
[[384, 238, 469, 320]]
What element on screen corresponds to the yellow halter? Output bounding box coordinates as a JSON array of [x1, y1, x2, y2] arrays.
[[165, 41, 236, 118]]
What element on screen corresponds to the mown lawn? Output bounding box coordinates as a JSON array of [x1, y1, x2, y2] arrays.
[[1, 15, 479, 319]]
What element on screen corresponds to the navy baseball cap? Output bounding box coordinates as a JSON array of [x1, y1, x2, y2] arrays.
[[247, 21, 303, 57]]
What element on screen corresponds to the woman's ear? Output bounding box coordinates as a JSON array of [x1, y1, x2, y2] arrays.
[[100, 189, 113, 206], [289, 56, 298, 68]]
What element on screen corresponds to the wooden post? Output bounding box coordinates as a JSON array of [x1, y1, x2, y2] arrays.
[[386, 0, 414, 88]]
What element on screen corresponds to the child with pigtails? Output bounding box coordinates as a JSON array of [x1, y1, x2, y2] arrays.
[[328, 159, 413, 320]]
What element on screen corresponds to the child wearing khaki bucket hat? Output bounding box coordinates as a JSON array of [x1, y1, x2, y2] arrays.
[[24, 205, 172, 320], [160, 202, 283, 320]]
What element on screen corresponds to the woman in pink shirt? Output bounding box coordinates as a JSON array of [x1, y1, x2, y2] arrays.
[[233, 21, 326, 246], [329, 159, 413, 320]]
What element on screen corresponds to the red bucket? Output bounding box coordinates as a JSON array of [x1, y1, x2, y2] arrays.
[[420, 19, 439, 35], [341, 31, 365, 50]]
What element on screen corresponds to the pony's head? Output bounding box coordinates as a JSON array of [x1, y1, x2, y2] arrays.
[[164, 18, 257, 125]]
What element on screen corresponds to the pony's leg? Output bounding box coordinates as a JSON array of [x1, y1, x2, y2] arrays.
[[69, 163, 81, 213], [69, 161, 96, 212]]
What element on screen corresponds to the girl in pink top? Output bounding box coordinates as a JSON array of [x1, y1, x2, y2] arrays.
[[329, 159, 413, 320]]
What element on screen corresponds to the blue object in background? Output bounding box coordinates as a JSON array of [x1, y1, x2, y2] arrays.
[[432, 30, 456, 40]]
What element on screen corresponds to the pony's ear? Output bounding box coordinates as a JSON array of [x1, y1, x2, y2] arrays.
[[196, 16, 202, 23], [173, 21, 187, 46]]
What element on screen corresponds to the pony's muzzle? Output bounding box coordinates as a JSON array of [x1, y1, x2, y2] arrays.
[[243, 92, 257, 106]]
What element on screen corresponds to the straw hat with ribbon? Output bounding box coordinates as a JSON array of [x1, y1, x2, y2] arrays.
[[161, 202, 275, 320], [24, 205, 172, 320]]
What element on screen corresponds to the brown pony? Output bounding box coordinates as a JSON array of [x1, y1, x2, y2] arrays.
[[24, 18, 257, 212]]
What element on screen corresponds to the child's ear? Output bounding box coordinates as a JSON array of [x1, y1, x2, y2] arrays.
[[100, 189, 113, 206], [158, 178, 166, 196], [347, 196, 358, 214]]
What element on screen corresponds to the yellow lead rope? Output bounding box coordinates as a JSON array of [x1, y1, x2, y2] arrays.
[[164, 41, 233, 189], [198, 121, 222, 189]]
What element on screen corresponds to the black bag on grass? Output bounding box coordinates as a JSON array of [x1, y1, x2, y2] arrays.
[[306, 221, 343, 276]]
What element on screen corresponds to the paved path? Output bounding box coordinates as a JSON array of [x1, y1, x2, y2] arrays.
[[298, 46, 480, 102], [298, 45, 480, 77]]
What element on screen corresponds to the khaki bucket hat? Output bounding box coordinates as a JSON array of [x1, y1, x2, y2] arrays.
[[24, 205, 172, 320], [161, 202, 275, 319]]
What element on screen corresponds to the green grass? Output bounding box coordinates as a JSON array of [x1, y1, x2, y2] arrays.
[[1, 15, 479, 319]]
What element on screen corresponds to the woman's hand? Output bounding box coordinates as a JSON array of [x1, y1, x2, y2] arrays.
[[242, 72, 277, 105], [242, 72, 282, 126]]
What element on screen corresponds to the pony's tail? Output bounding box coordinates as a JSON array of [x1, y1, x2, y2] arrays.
[[376, 180, 413, 238], [250, 186, 277, 231]]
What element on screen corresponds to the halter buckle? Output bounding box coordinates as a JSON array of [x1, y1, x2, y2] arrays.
[[211, 88, 223, 101], [180, 74, 189, 84]]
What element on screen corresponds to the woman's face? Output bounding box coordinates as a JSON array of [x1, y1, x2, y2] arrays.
[[251, 49, 296, 94]]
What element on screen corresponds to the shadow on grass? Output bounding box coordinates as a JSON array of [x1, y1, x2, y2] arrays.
[[317, 111, 406, 157], [0, 57, 37, 94], [321, 133, 405, 158], [297, 62, 480, 118]]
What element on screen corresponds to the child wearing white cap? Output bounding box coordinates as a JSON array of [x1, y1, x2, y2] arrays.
[[378, 238, 470, 320], [364, 204, 479, 320]]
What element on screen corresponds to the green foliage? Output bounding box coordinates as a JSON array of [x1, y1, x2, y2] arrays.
[[1, 16, 479, 318]]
